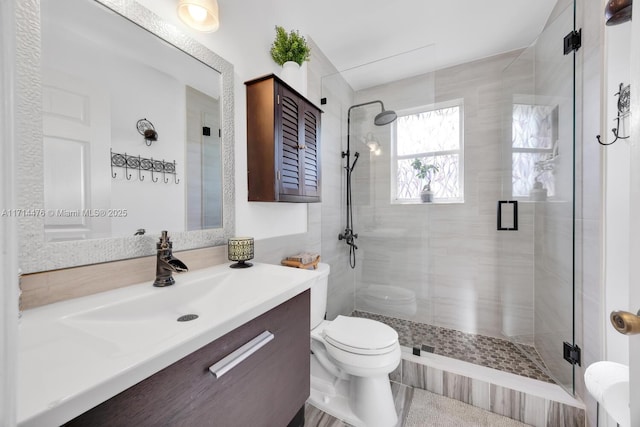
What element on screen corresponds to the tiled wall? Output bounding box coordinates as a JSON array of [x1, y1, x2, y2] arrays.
[[310, 39, 357, 319], [528, 2, 576, 391], [346, 51, 537, 341]]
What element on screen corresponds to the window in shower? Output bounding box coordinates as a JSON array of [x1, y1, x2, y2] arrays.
[[511, 104, 558, 198], [392, 99, 464, 202]]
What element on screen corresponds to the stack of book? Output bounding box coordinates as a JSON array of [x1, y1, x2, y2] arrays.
[[281, 252, 320, 269]]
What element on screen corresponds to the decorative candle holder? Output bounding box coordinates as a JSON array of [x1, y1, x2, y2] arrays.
[[228, 237, 254, 268]]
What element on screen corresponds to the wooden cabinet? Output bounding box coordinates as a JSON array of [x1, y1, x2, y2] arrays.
[[246, 75, 321, 203], [64, 291, 310, 427]]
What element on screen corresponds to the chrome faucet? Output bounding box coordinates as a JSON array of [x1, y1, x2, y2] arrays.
[[153, 230, 188, 287]]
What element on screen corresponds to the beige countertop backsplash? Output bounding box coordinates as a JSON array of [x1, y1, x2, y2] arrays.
[[20, 246, 228, 310]]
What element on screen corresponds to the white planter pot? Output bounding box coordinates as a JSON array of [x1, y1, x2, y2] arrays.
[[280, 61, 307, 96]]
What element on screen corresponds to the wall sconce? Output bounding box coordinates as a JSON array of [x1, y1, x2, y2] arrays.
[[228, 237, 254, 268], [136, 118, 158, 146], [177, 0, 220, 33]]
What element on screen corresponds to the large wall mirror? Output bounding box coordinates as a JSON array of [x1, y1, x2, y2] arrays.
[[17, 0, 235, 273]]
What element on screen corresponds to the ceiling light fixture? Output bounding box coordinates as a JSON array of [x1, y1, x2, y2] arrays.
[[177, 0, 219, 33]]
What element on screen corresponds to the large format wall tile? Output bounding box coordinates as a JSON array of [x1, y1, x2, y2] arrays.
[[348, 51, 536, 341]]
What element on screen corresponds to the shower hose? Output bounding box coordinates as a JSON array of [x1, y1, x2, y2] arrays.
[[339, 152, 359, 269]]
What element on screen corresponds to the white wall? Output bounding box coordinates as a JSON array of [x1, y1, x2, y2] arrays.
[[603, 21, 631, 366], [131, 1, 360, 319], [1, 1, 20, 425]]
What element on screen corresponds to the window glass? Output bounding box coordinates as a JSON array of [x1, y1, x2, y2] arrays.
[[393, 101, 464, 202], [511, 104, 557, 197]]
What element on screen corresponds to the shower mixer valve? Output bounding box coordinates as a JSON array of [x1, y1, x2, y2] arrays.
[[338, 228, 358, 249]]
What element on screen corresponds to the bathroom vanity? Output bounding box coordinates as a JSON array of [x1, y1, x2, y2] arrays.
[[17, 263, 318, 427]]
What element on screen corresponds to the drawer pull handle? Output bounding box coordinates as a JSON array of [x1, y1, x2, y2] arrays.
[[208, 331, 274, 379]]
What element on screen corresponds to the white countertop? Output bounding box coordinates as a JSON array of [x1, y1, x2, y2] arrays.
[[18, 262, 318, 427]]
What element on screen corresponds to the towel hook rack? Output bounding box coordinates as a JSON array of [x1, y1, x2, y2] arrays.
[[597, 82, 630, 146]]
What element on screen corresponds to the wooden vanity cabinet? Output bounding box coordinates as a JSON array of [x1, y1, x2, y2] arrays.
[[246, 75, 322, 203], [64, 290, 310, 427]]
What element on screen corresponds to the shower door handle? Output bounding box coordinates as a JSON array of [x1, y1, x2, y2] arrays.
[[497, 200, 518, 231]]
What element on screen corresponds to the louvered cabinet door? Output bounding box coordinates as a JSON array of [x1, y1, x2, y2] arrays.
[[277, 86, 304, 198], [302, 105, 321, 199]]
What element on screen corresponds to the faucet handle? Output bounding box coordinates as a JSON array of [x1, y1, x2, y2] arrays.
[[158, 230, 172, 250]]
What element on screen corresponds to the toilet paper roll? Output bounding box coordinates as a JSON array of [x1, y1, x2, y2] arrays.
[[584, 361, 629, 404], [610, 310, 640, 335]]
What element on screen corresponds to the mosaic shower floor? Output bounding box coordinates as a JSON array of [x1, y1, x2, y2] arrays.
[[352, 311, 554, 383]]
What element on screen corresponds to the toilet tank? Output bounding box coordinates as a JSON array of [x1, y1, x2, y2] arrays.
[[310, 263, 330, 330]]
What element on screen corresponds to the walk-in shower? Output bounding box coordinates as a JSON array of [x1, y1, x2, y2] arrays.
[[339, 101, 397, 268], [321, 0, 577, 398]]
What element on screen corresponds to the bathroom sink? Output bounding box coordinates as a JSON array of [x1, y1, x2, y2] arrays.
[[55, 265, 313, 354], [62, 269, 234, 322], [57, 269, 236, 353], [18, 262, 320, 427]]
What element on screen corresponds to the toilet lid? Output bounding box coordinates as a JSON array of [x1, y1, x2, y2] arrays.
[[323, 316, 398, 355]]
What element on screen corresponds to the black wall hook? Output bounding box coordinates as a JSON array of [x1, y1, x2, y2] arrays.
[[598, 83, 630, 146], [111, 151, 178, 184]]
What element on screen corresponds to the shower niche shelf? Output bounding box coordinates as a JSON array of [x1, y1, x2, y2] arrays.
[[245, 74, 322, 203]]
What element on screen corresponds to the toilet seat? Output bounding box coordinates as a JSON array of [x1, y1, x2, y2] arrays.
[[323, 316, 398, 355]]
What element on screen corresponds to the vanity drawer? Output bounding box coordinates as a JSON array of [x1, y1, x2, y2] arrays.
[[64, 290, 310, 427]]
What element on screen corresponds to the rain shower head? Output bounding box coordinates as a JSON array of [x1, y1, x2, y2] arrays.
[[348, 100, 397, 126], [374, 109, 397, 126]]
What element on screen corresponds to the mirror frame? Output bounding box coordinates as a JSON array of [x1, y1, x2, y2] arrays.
[[16, 0, 235, 273]]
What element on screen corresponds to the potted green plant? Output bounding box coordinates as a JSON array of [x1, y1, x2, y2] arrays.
[[270, 26, 311, 66], [411, 158, 439, 202], [270, 26, 311, 94]]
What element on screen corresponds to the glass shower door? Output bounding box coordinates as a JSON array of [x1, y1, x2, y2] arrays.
[[499, 0, 577, 393]]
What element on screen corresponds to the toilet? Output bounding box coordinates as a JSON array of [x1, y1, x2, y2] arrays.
[[308, 263, 401, 427]]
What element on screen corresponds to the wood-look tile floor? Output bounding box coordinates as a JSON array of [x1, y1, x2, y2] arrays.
[[304, 382, 414, 427]]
